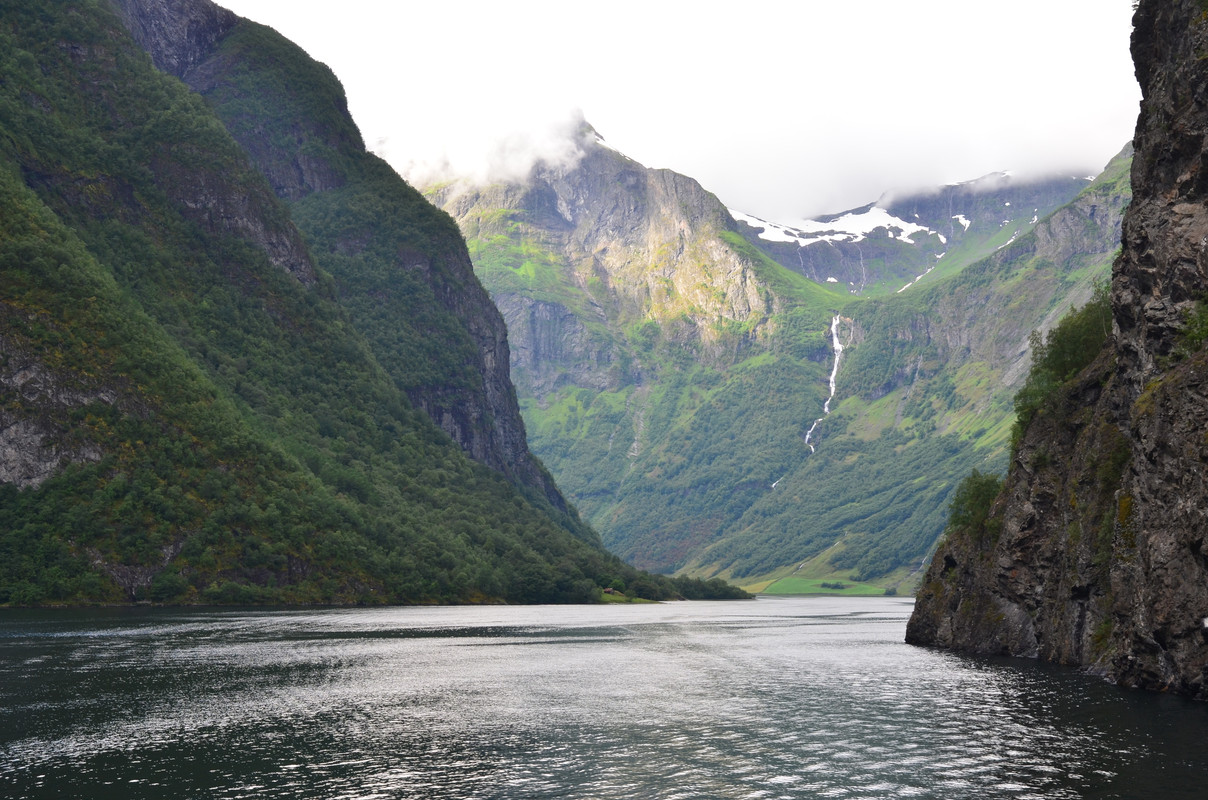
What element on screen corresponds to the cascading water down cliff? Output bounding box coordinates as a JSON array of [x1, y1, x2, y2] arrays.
[[803, 314, 846, 453]]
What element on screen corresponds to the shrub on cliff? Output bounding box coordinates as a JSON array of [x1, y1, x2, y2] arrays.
[[946, 469, 1003, 544], [1011, 280, 1111, 450]]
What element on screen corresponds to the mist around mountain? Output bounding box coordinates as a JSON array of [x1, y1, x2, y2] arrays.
[[0, 0, 747, 606], [429, 131, 1131, 593]]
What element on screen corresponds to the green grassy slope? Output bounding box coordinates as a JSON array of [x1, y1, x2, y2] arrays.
[[702, 155, 1132, 592]]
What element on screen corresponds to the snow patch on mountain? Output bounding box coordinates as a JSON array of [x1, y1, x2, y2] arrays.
[[730, 207, 939, 248], [896, 262, 940, 293]]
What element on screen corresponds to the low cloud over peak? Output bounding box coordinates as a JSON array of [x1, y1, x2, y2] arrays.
[[385, 110, 596, 189]]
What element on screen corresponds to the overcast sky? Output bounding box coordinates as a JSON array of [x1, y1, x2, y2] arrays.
[[218, 0, 1141, 224]]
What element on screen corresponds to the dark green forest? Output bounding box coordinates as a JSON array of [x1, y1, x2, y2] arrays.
[[0, 2, 745, 605]]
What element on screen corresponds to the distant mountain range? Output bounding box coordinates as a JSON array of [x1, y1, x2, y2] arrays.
[[734, 171, 1098, 295], [428, 130, 1131, 592]]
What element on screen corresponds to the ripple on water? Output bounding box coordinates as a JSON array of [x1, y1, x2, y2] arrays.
[[2, 598, 1207, 799]]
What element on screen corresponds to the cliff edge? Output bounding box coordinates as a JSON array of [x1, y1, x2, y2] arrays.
[[109, 0, 569, 510], [907, 0, 1208, 698]]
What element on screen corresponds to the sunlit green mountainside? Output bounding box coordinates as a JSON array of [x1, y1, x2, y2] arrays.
[[734, 173, 1093, 297], [430, 136, 1131, 592], [700, 151, 1132, 591], [0, 0, 744, 605], [427, 133, 846, 573]]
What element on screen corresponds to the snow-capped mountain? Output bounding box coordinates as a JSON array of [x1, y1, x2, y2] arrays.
[[732, 172, 1095, 295]]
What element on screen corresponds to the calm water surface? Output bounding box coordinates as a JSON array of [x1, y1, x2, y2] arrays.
[[1, 597, 1205, 799]]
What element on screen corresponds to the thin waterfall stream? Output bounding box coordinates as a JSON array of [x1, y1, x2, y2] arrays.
[[803, 314, 845, 453]]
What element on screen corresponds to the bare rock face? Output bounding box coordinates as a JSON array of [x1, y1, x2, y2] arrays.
[[0, 334, 115, 489], [908, 0, 1208, 699], [497, 297, 621, 398], [1113, 1, 1208, 386], [529, 143, 779, 336], [432, 135, 781, 406], [107, 0, 237, 78]]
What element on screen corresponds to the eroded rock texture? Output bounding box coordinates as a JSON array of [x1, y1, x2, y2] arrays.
[[908, 0, 1208, 698]]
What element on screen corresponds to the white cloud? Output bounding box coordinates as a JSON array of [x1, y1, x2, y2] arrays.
[[384, 111, 593, 188], [218, 0, 1140, 224]]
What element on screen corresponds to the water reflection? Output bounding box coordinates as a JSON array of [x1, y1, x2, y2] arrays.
[[1, 598, 1205, 799]]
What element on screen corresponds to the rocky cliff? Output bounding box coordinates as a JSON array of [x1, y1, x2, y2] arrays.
[[431, 130, 782, 401], [108, 0, 237, 78], [108, 0, 564, 507], [907, 0, 1208, 698]]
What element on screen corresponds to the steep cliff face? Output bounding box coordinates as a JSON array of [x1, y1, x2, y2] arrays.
[[432, 134, 781, 402], [0, 0, 665, 606], [108, 0, 564, 507], [908, 0, 1208, 698], [530, 144, 777, 332], [108, 0, 236, 78], [1113, 0, 1208, 386]]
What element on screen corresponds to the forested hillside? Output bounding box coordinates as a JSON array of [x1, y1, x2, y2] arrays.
[[0, 0, 744, 605]]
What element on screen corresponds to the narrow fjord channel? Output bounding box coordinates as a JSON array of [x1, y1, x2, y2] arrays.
[[2, 597, 1205, 799]]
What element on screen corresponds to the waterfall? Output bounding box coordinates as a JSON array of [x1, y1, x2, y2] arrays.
[[803, 314, 845, 453], [823, 314, 845, 413]]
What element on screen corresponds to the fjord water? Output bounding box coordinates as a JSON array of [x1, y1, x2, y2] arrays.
[[2, 598, 1205, 799]]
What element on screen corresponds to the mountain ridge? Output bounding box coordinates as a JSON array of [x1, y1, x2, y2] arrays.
[[734, 171, 1096, 295], [0, 0, 748, 605], [427, 126, 1130, 587]]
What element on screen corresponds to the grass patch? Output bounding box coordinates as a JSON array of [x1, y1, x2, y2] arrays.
[[599, 591, 657, 604], [761, 577, 886, 596]]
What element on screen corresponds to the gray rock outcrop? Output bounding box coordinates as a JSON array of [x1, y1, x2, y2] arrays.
[[907, 0, 1208, 699]]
